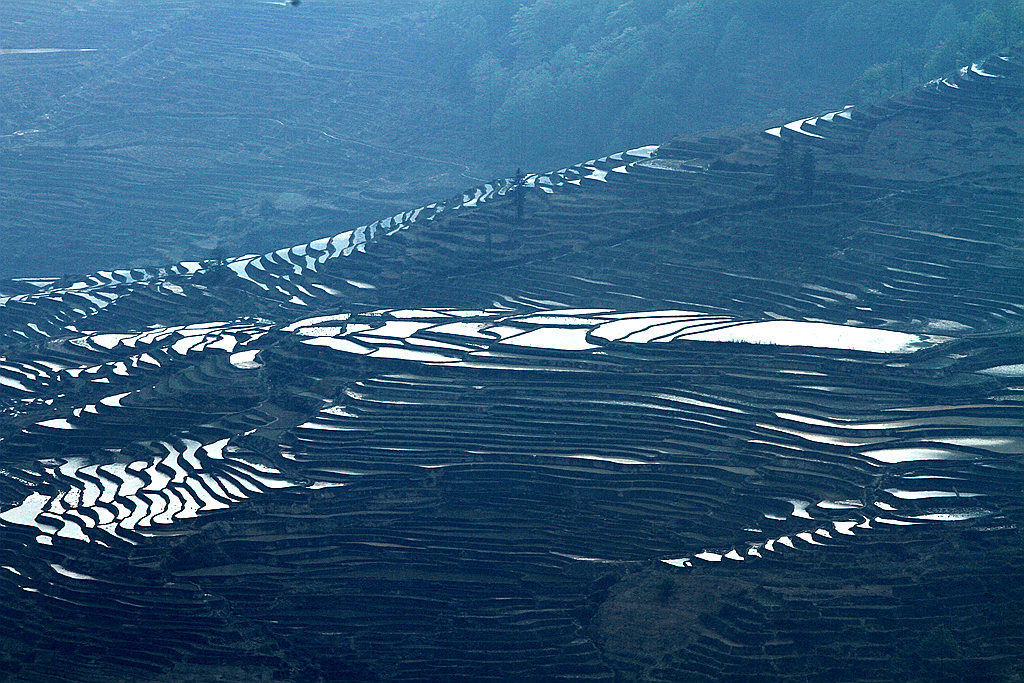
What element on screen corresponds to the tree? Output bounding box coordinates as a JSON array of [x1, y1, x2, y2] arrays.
[[800, 149, 817, 199], [656, 576, 675, 601], [966, 10, 1004, 58], [774, 139, 796, 194]]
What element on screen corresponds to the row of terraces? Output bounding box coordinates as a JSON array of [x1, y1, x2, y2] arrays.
[[1, 48, 1022, 680]]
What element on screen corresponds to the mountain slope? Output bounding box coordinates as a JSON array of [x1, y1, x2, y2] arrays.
[[1, 49, 1023, 681]]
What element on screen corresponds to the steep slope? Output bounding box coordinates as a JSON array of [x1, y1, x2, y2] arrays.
[[1, 49, 1022, 680]]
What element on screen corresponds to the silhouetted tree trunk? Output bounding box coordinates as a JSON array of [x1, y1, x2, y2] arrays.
[[800, 149, 816, 199], [514, 168, 524, 221], [774, 140, 796, 194]]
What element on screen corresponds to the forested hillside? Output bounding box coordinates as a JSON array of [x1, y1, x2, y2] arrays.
[[415, 0, 1022, 165]]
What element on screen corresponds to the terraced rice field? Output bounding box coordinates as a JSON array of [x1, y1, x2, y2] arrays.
[[1, 48, 1023, 680], [1, 0, 494, 280]]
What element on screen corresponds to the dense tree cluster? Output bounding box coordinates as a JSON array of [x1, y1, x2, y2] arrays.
[[401, 0, 1022, 167]]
